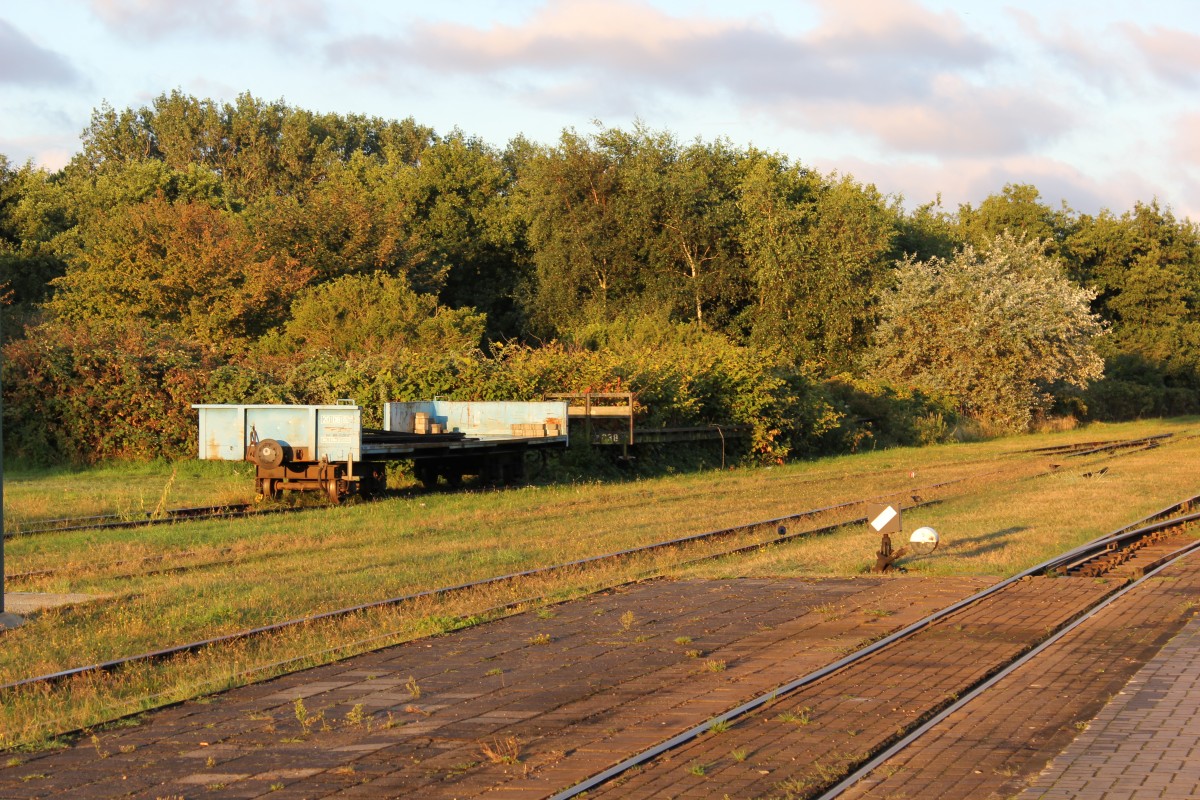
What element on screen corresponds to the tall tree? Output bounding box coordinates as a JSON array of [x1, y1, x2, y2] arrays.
[[515, 128, 647, 337], [867, 233, 1104, 431], [47, 194, 310, 350], [646, 137, 747, 329], [956, 183, 1071, 252], [1066, 201, 1200, 378], [738, 155, 897, 371]]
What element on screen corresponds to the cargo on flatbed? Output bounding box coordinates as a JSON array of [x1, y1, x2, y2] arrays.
[[193, 400, 569, 501]]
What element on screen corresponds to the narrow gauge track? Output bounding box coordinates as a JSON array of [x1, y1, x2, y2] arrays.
[[815, 535, 1199, 799], [0, 483, 962, 694], [5, 433, 1174, 541], [6, 547, 242, 584], [1, 436, 1182, 698], [552, 496, 1200, 800], [1, 433, 1184, 757], [3, 502, 275, 539], [2, 474, 943, 585], [1020, 432, 1172, 456]]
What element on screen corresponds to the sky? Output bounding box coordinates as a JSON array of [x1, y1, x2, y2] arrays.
[[2, 0, 1200, 220]]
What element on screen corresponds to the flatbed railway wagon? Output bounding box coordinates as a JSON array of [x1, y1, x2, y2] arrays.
[[193, 400, 569, 501]]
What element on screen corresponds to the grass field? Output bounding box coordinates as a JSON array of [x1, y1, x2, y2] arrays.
[[2, 417, 1198, 748]]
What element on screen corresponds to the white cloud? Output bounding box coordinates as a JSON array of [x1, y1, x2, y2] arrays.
[[324, 0, 1070, 157], [1121, 23, 1200, 90], [830, 151, 1168, 219], [1008, 10, 1131, 95], [765, 76, 1073, 158], [87, 0, 329, 47], [1172, 113, 1200, 168], [0, 20, 85, 88]]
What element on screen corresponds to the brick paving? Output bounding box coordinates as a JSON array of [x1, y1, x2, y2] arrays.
[[583, 575, 1118, 799], [841, 548, 1200, 799], [9, 550, 1196, 800], [0, 575, 988, 799], [1020, 594, 1200, 799]]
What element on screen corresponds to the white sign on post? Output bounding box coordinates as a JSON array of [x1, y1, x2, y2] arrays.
[[867, 503, 901, 534]]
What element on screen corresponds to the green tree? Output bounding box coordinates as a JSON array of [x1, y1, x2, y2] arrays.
[[867, 233, 1104, 431], [0, 158, 68, 314], [515, 127, 647, 337], [738, 155, 897, 371], [893, 196, 961, 263], [76, 91, 435, 210], [956, 183, 1072, 253], [400, 133, 525, 337], [644, 137, 747, 329], [256, 272, 486, 361], [1066, 202, 1200, 372], [47, 194, 310, 350]]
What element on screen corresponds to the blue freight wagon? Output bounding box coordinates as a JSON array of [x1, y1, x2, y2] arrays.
[[193, 400, 569, 501]]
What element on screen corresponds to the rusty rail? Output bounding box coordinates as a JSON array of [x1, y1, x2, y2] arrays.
[[4, 503, 261, 539], [0, 480, 962, 693]]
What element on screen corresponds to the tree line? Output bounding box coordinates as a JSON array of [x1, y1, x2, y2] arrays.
[[1, 91, 1197, 466]]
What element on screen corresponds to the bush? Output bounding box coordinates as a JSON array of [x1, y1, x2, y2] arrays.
[[4, 318, 960, 470], [4, 321, 209, 464], [867, 233, 1104, 432], [820, 375, 961, 452]]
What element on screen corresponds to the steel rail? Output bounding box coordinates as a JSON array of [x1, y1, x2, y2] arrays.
[[815, 535, 1200, 800], [7, 431, 1160, 540], [3, 503, 265, 539], [6, 547, 233, 583], [0, 482, 959, 693], [546, 501, 1200, 800], [19, 503, 934, 747], [1021, 438, 1122, 454], [1065, 433, 1173, 458], [1020, 433, 1173, 456]]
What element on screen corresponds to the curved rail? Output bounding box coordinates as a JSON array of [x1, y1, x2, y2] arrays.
[[546, 497, 1200, 800]]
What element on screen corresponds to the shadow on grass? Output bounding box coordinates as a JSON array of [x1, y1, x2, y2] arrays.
[[945, 526, 1029, 559]]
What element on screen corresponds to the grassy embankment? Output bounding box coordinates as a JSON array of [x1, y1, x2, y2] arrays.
[[1, 417, 1197, 748]]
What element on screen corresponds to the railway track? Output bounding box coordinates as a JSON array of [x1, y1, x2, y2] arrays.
[[0, 482, 960, 695], [9, 492, 1194, 797], [1021, 432, 1172, 456], [547, 496, 1200, 800], [5, 433, 1173, 542], [1, 432, 1185, 751], [3, 502, 265, 539]]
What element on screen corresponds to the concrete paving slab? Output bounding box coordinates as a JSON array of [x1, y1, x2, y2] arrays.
[[3, 592, 101, 615]]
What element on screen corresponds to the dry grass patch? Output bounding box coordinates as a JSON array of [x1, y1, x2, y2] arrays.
[[680, 421, 1200, 580]]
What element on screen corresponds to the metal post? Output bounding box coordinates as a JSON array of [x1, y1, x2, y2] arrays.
[[1, 318, 4, 615], [1, 303, 24, 629], [1, 303, 5, 614]]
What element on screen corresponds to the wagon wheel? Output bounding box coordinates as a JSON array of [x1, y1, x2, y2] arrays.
[[256, 477, 280, 501]]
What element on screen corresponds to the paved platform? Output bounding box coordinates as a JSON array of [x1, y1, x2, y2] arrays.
[[0, 576, 988, 799], [2, 592, 100, 616], [1021, 609, 1200, 800], [838, 551, 1200, 799], [6, 568, 1195, 800]]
